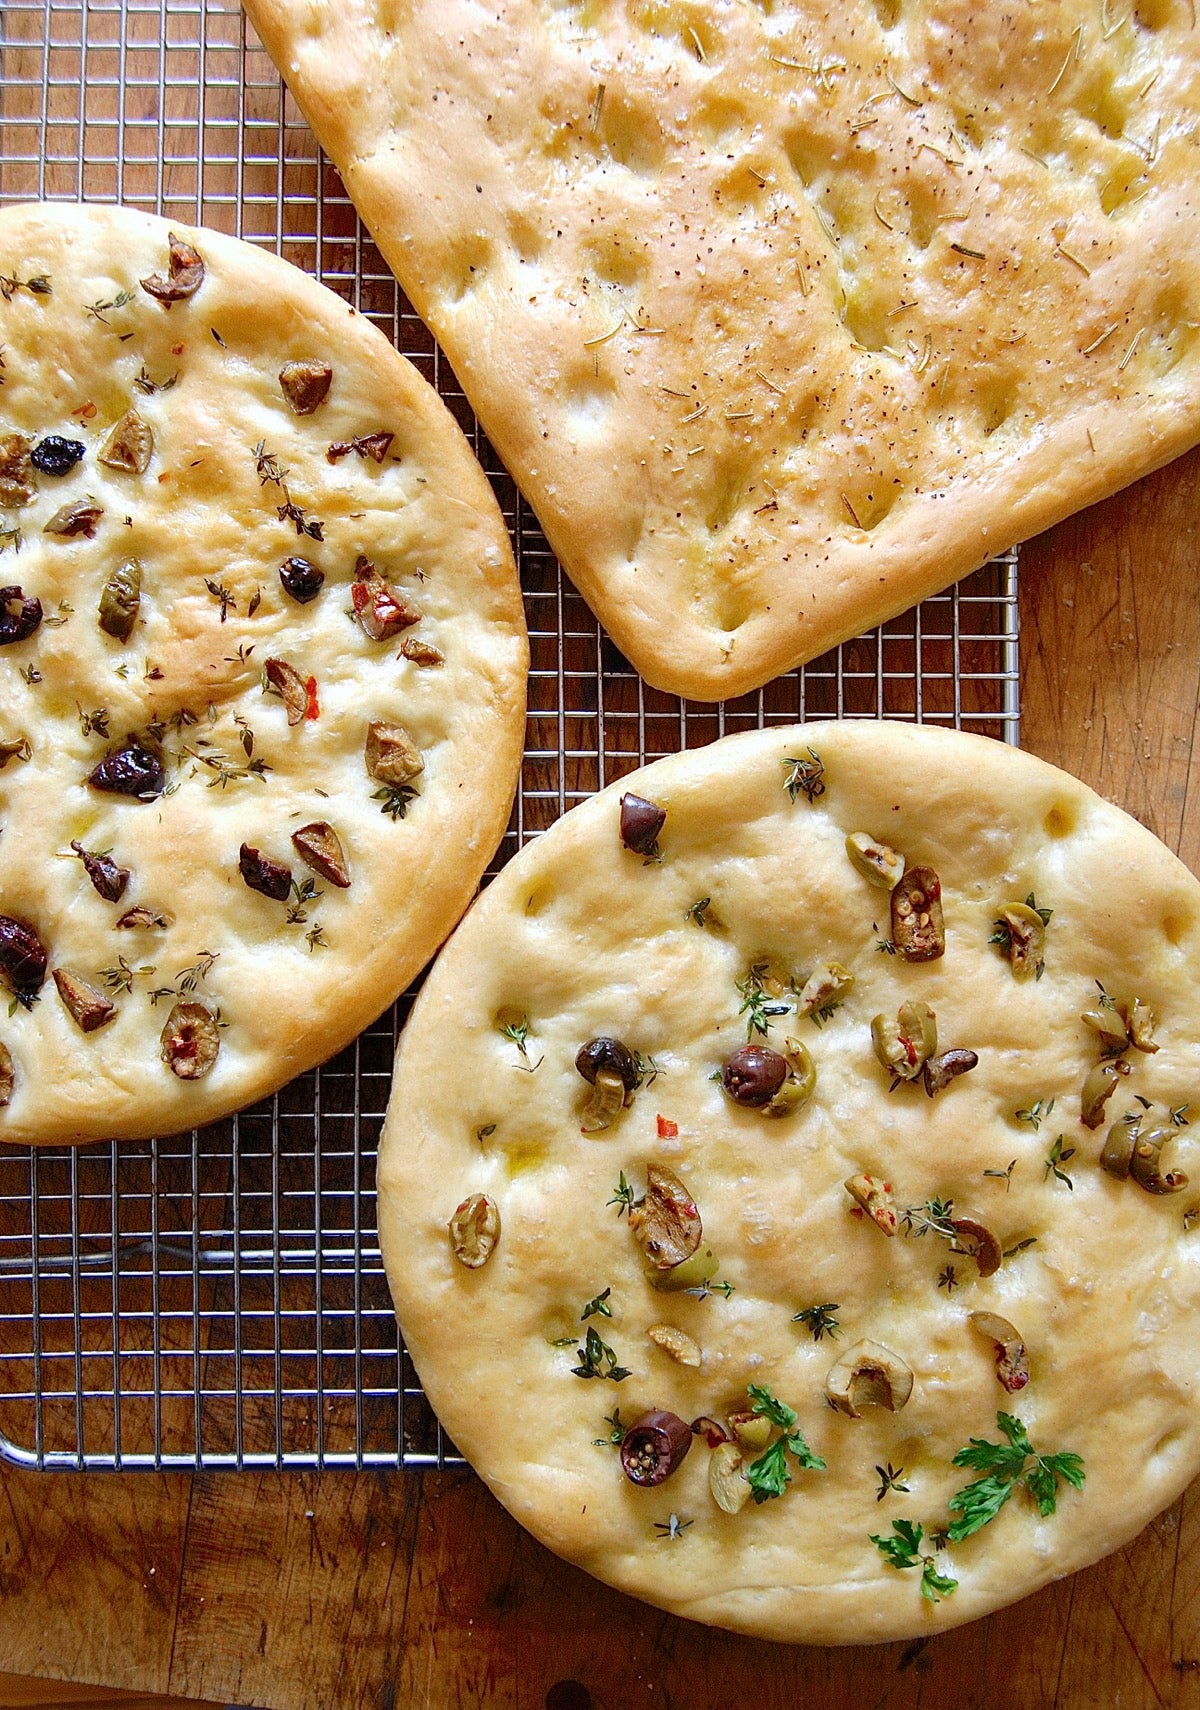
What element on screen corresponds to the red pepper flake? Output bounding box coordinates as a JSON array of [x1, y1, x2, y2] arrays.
[[72, 401, 97, 419], [304, 676, 320, 721], [849, 1206, 865, 1220], [171, 342, 185, 356], [656, 1115, 679, 1139]]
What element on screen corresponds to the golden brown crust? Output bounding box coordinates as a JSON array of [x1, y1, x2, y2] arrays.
[[0, 202, 526, 1144], [378, 722, 1200, 1643], [246, 0, 1200, 698]]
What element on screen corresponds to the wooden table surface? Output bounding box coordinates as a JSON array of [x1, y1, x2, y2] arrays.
[[4, 447, 1200, 1710]]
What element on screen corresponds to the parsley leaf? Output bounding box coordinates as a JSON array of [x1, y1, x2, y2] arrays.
[[870, 1519, 958, 1603], [947, 1412, 1084, 1541], [744, 1383, 826, 1502]]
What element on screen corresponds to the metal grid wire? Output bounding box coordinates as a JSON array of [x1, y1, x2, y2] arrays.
[[0, 0, 1021, 1472]]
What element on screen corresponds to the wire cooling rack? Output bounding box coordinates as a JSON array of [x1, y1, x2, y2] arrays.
[[0, 0, 1020, 1471]]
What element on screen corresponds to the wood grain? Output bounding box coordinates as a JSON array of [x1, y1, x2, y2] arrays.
[[4, 447, 1200, 1709]]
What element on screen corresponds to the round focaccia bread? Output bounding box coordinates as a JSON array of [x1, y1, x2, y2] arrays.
[[0, 202, 526, 1145], [378, 722, 1200, 1644]]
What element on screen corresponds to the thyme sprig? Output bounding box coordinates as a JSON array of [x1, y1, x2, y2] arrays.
[[782, 748, 826, 804], [570, 1324, 630, 1383], [1043, 1134, 1076, 1189], [792, 1302, 841, 1342]]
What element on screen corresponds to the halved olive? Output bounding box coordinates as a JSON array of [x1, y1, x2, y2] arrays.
[[721, 1043, 787, 1107], [845, 831, 905, 890], [727, 1410, 773, 1452], [160, 1001, 219, 1079], [264, 658, 309, 726], [1081, 1058, 1131, 1129], [619, 792, 666, 858], [239, 843, 292, 902], [620, 1408, 692, 1487], [1082, 1002, 1132, 1058], [98, 409, 153, 475], [140, 232, 205, 305], [629, 1164, 702, 1271], [87, 737, 165, 799], [448, 1192, 501, 1267], [576, 1037, 639, 1093], [1125, 999, 1159, 1054], [969, 1310, 1030, 1393], [0, 585, 42, 646], [690, 1416, 732, 1448], [70, 840, 130, 903], [825, 1339, 914, 1418], [0, 1042, 13, 1107], [279, 359, 333, 415], [278, 555, 325, 604], [891, 866, 945, 961], [872, 1000, 937, 1083], [291, 822, 351, 888]]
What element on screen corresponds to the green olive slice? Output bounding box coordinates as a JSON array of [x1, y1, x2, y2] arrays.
[[1128, 1123, 1189, 1195], [845, 1172, 897, 1235], [845, 831, 905, 890], [709, 1441, 751, 1514], [579, 1067, 626, 1133], [1081, 1058, 1131, 1129], [890, 866, 945, 961], [871, 1000, 937, 1082], [448, 1192, 501, 1267], [969, 1310, 1030, 1393], [997, 902, 1045, 978], [1100, 1119, 1137, 1180], [629, 1164, 702, 1271], [796, 960, 855, 1019]]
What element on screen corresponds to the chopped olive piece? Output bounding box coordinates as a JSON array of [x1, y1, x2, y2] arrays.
[[69, 840, 129, 902], [115, 905, 174, 930], [263, 657, 308, 726], [923, 1047, 979, 1096], [844, 1172, 897, 1235], [576, 1037, 639, 1092], [351, 557, 421, 640], [0, 586, 42, 646], [872, 1000, 938, 1083], [160, 1001, 220, 1079], [448, 1192, 501, 1267], [1080, 1058, 1131, 1129], [691, 1415, 732, 1448], [845, 831, 905, 890], [239, 842, 292, 902], [969, 1311, 1030, 1394], [140, 232, 205, 305], [365, 719, 424, 786], [327, 430, 394, 463], [52, 967, 116, 1033], [620, 1409, 692, 1487], [31, 435, 85, 477], [43, 497, 103, 538], [950, 1217, 1003, 1277], [722, 1042, 787, 1107], [0, 1042, 13, 1107], [98, 558, 142, 641], [619, 792, 666, 858], [97, 409, 153, 475], [580, 1069, 625, 1133], [629, 1164, 702, 1272], [647, 1323, 702, 1367], [291, 822, 351, 888], [0, 736, 29, 768], [1128, 1122, 1189, 1196], [0, 914, 47, 1002], [278, 555, 325, 604], [650, 1242, 719, 1292], [87, 737, 165, 799], [1081, 1000, 1129, 1058], [1125, 999, 1159, 1054], [0, 433, 34, 507], [825, 1339, 914, 1418], [761, 1037, 817, 1118], [709, 1441, 751, 1513], [994, 902, 1046, 978], [727, 1410, 773, 1452], [891, 865, 945, 961], [399, 636, 444, 666], [1100, 1118, 1137, 1180], [796, 960, 854, 1021], [279, 359, 333, 415]]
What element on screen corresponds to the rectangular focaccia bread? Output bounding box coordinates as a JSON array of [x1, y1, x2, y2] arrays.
[[245, 0, 1200, 699]]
